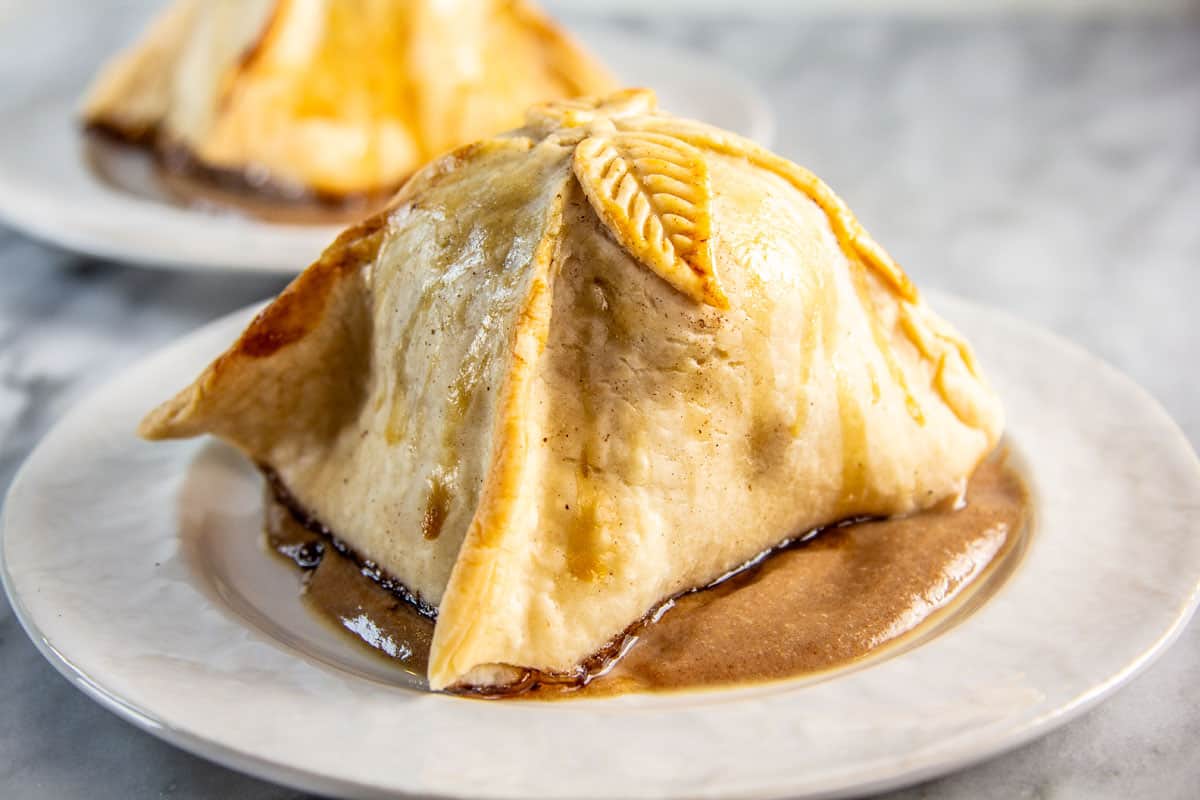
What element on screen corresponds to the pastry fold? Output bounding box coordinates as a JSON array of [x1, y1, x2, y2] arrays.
[[142, 90, 1003, 691]]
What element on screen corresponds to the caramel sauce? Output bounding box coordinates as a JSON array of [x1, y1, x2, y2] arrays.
[[420, 477, 450, 541], [264, 453, 1029, 699], [83, 129, 395, 226]]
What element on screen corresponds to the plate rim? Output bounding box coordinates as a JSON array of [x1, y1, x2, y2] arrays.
[[3, 291, 1199, 800]]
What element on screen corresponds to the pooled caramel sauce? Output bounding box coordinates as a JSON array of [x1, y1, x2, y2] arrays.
[[265, 453, 1029, 699], [83, 130, 394, 226], [265, 493, 434, 678], [568, 458, 1027, 698]]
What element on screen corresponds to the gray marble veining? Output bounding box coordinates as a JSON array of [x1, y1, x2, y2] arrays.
[[1, 10, 1198, 800]]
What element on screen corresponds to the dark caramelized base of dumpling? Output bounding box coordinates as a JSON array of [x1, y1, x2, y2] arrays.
[[83, 121, 402, 225], [260, 454, 1029, 700]]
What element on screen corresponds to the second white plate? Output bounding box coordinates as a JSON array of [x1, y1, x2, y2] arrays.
[[0, 29, 774, 274]]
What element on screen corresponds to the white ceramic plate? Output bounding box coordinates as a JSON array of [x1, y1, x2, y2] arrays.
[[0, 29, 774, 274], [3, 291, 1199, 800]]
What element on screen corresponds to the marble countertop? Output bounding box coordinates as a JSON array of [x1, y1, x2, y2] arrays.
[[1, 8, 1198, 800]]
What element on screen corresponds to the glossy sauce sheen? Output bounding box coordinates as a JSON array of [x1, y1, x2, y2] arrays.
[[266, 455, 1029, 698]]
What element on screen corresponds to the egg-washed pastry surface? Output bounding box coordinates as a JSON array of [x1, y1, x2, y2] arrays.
[[81, 0, 615, 200], [141, 89, 1004, 692]]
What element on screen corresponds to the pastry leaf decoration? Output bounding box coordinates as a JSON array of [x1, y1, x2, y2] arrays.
[[573, 131, 727, 309], [540, 87, 916, 310]]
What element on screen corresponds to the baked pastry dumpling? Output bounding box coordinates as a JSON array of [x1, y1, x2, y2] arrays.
[[141, 89, 1003, 692], [82, 0, 615, 200]]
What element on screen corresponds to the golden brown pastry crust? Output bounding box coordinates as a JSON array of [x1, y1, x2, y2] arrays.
[[142, 90, 1003, 691], [82, 0, 616, 199]]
